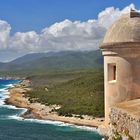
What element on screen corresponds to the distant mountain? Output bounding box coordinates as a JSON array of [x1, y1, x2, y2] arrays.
[[0, 50, 103, 75], [0, 62, 4, 68], [10, 53, 48, 65], [10, 51, 83, 65]]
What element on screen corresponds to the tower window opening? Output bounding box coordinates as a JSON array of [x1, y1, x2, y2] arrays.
[[108, 63, 116, 82]]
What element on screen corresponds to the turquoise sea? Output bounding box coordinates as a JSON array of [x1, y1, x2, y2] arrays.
[[0, 79, 103, 140]]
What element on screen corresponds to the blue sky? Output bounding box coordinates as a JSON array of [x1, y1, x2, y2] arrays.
[[0, 0, 140, 33], [0, 0, 139, 62]]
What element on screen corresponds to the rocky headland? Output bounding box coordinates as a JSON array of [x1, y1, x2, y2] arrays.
[[5, 80, 104, 128]]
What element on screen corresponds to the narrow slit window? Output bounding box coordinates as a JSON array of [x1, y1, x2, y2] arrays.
[[113, 65, 116, 80], [108, 63, 116, 82]]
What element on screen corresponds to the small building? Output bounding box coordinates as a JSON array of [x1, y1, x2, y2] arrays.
[[100, 10, 140, 126]]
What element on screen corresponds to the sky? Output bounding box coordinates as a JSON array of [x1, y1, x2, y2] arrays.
[[0, 0, 140, 62]]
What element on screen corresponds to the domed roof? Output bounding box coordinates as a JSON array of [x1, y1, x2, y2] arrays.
[[100, 10, 140, 48]]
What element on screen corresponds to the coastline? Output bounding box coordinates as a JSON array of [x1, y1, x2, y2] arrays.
[[5, 80, 104, 128]]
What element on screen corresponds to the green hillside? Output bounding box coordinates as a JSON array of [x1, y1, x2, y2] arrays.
[[25, 70, 104, 117], [0, 50, 103, 77], [1, 50, 104, 117]]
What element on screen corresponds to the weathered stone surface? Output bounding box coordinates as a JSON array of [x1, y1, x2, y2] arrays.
[[101, 12, 140, 48], [109, 99, 140, 140], [100, 10, 140, 126]]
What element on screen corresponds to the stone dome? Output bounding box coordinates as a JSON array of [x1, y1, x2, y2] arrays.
[[100, 10, 140, 48]]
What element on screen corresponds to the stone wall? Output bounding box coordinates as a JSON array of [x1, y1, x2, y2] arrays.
[[108, 106, 140, 140]]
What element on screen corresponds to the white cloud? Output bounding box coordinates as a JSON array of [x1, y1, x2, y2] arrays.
[[39, 19, 106, 52], [0, 20, 11, 50], [98, 3, 136, 28], [0, 4, 138, 61], [9, 31, 39, 53]]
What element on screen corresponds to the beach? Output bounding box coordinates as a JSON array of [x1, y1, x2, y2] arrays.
[[0, 79, 103, 140], [5, 80, 104, 128]]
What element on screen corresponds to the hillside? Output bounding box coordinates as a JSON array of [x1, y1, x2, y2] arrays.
[[25, 70, 104, 117], [0, 50, 103, 76]]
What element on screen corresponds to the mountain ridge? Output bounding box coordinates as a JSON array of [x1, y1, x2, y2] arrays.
[[0, 50, 103, 75]]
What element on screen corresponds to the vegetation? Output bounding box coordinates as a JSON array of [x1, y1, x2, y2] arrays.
[[0, 50, 103, 77], [25, 69, 104, 117], [0, 50, 104, 117], [111, 122, 134, 140]]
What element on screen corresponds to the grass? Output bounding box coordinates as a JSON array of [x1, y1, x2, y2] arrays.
[[25, 69, 104, 117]]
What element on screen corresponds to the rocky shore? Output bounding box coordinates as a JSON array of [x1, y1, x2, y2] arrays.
[[5, 80, 104, 128]]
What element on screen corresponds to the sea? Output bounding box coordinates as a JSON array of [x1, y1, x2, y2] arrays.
[[0, 79, 103, 140]]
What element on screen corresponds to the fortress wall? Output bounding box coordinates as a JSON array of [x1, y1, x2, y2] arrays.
[[103, 47, 140, 126], [104, 54, 133, 125], [108, 99, 140, 140]]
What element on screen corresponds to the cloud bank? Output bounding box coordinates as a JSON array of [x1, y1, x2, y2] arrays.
[[0, 4, 137, 61]]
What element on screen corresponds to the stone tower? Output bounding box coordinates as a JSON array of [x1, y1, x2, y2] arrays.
[[100, 10, 140, 125]]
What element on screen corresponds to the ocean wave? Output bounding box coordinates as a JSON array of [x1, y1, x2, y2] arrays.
[[8, 115, 23, 121], [0, 82, 99, 133], [1, 104, 21, 110], [7, 114, 99, 132], [0, 88, 7, 92], [0, 84, 13, 106], [0, 100, 5, 106], [5, 84, 14, 88]]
